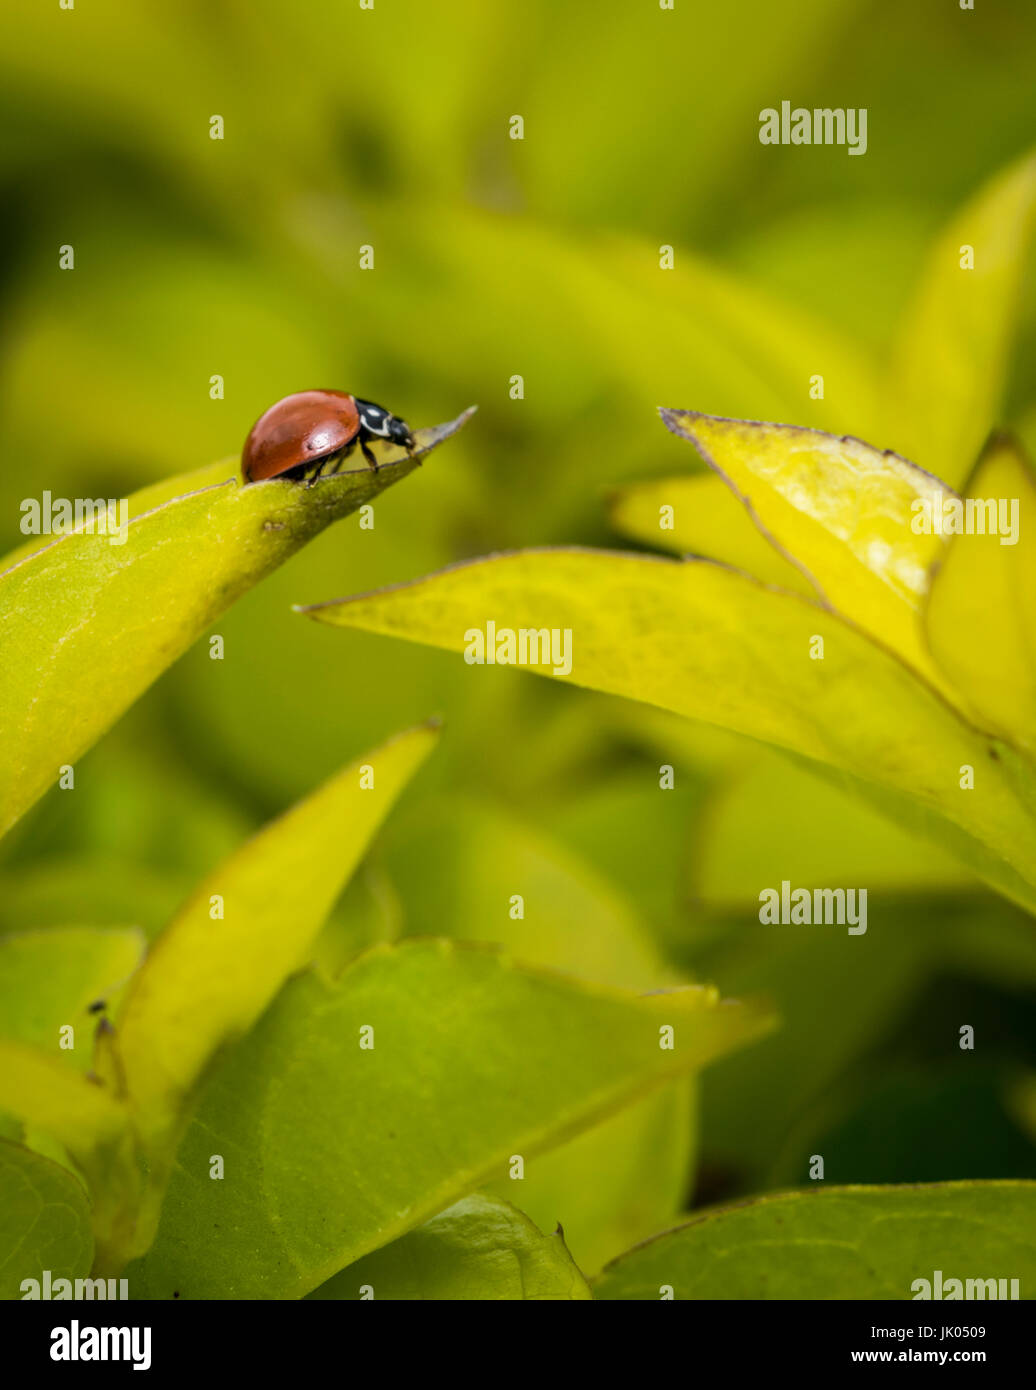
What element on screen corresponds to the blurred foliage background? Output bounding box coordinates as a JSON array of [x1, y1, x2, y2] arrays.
[[1, 0, 1035, 1271]]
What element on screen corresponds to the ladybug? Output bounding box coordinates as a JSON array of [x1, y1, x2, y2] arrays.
[[241, 390, 415, 484]]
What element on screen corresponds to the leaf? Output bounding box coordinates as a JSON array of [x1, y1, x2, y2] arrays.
[[383, 796, 693, 1272], [385, 797, 674, 989], [0, 1141, 94, 1300], [924, 434, 1036, 750], [0, 1041, 127, 1155], [485, 1082, 696, 1278], [0, 927, 145, 1069], [693, 749, 973, 908], [0, 1041, 138, 1273], [606, 472, 815, 594], [660, 410, 957, 692], [308, 1194, 592, 1301], [0, 459, 238, 574], [768, 1065, 1036, 1190], [580, 232, 881, 438], [692, 900, 938, 1186], [887, 150, 1036, 490], [594, 1181, 1036, 1299], [115, 722, 440, 1162], [302, 548, 1036, 912], [129, 940, 771, 1298], [0, 856, 186, 942], [0, 408, 472, 839]]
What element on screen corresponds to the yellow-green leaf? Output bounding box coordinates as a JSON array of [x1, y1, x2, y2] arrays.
[[660, 410, 956, 692], [0, 409, 472, 838], [302, 548, 1036, 911], [594, 1181, 1036, 1299], [131, 941, 772, 1298], [924, 434, 1036, 750], [0, 1040, 138, 1272], [116, 721, 439, 1156], [309, 1194, 592, 1301], [384, 795, 693, 1272], [694, 749, 973, 907], [887, 150, 1036, 489], [0, 1141, 94, 1300], [0, 1041, 127, 1154], [0, 927, 145, 1070]]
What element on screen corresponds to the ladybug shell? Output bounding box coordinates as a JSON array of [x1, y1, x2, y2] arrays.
[[241, 390, 361, 482]]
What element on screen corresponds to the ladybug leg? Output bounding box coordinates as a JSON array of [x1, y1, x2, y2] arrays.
[[307, 448, 350, 486], [305, 456, 330, 488], [359, 437, 380, 472]]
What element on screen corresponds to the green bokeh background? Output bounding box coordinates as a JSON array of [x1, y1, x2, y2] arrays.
[[2, 0, 1034, 1271]]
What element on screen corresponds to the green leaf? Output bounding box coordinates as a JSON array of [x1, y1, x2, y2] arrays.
[[0, 856, 186, 942], [924, 434, 1036, 750], [0, 927, 144, 1069], [115, 722, 440, 1164], [659, 411, 956, 693], [887, 150, 1036, 490], [0, 1141, 94, 1300], [0, 409, 472, 838], [485, 1082, 696, 1278], [130, 940, 771, 1298], [384, 796, 693, 1272], [693, 900, 938, 1185], [607, 472, 815, 594], [594, 1181, 1036, 1299], [0, 1041, 138, 1273], [308, 1194, 592, 1301], [302, 548, 1036, 912]]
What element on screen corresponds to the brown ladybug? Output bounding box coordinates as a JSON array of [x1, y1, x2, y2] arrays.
[[241, 390, 415, 484]]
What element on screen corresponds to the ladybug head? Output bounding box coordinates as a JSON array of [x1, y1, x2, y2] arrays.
[[386, 414, 414, 448], [356, 397, 415, 450]]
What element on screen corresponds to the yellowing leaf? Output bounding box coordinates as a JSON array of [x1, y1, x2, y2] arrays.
[[303, 548, 1036, 911], [0, 1041, 127, 1153], [888, 150, 1036, 489], [0, 409, 472, 838], [116, 722, 440, 1157], [606, 472, 815, 594], [660, 411, 956, 692], [925, 435, 1036, 750]]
